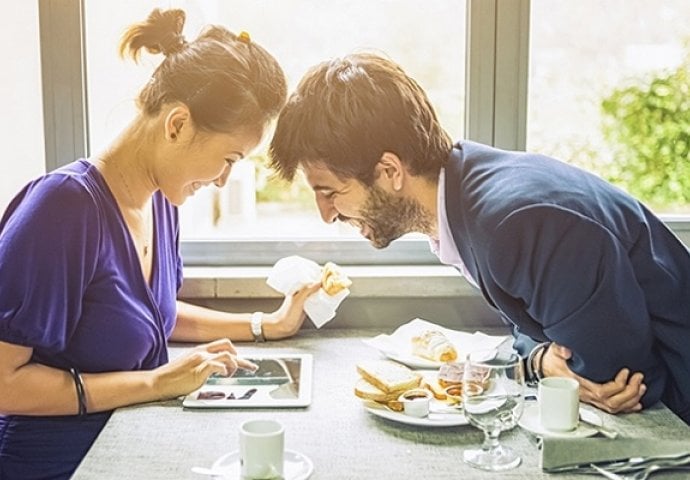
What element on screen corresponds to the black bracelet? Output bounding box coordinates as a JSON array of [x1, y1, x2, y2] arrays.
[[536, 342, 552, 380], [69, 368, 88, 416]]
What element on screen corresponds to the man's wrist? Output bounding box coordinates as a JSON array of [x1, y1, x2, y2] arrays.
[[526, 341, 551, 385]]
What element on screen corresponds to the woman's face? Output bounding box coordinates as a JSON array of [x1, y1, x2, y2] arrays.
[[160, 127, 263, 206]]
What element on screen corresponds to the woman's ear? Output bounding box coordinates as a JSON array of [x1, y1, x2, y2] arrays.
[[164, 105, 191, 142], [374, 151, 405, 192]]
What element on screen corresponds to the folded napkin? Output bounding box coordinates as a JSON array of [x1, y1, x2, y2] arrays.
[[542, 437, 690, 471], [266, 255, 350, 328]]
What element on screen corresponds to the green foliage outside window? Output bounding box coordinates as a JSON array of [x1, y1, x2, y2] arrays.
[[253, 154, 314, 207], [601, 52, 690, 211]]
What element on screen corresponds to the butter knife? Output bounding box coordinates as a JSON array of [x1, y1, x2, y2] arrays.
[[579, 413, 619, 439]]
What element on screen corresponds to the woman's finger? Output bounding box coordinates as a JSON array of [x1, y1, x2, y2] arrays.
[[236, 357, 259, 372], [293, 282, 321, 299], [202, 338, 237, 355]]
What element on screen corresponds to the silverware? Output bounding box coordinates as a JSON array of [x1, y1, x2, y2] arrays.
[[579, 413, 619, 439], [590, 463, 626, 479], [191, 465, 226, 476], [591, 461, 690, 480], [545, 451, 690, 474]]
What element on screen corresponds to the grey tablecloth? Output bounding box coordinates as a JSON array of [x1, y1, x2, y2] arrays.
[[72, 329, 690, 479]]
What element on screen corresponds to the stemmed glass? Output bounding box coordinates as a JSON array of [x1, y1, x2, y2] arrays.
[[462, 348, 525, 471]]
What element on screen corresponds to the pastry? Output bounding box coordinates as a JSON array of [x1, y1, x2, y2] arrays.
[[411, 330, 458, 363]]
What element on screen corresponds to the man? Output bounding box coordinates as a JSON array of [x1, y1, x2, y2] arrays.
[[269, 53, 690, 423]]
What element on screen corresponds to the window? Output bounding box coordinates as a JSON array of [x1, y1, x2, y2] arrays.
[[528, 0, 690, 215], [81, 0, 466, 264], [0, 2, 44, 213], [33, 1, 688, 268]]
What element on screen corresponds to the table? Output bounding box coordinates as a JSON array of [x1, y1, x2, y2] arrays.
[[72, 329, 690, 479]]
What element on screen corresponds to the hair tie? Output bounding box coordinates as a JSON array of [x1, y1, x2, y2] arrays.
[[238, 31, 251, 44]]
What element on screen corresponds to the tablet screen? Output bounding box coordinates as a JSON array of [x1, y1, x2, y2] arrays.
[[182, 353, 313, 408]]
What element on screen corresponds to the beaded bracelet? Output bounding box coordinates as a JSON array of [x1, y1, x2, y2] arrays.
[[69, 367, 88, 416]]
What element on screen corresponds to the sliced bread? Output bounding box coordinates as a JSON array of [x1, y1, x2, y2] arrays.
[[356, 360, 422, 394], [354, 378, 402, 402]]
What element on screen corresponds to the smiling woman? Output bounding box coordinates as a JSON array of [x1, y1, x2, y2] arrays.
[[0, 7, 322, 480]]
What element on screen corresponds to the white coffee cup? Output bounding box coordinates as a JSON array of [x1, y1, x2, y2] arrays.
[[239, 419, 284, 479], [538, 377, 580, 432]]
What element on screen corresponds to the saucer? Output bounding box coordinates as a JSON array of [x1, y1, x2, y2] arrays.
[[209, 449, 313, 479], [519, 402, 602, 438]]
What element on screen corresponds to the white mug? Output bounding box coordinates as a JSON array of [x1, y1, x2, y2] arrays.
[[239, 419, 284, 479], [539, 377, 580, 432]]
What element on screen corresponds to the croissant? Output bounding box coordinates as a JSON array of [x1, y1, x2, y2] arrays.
[[411, 330, 458, 363], [321, 262, 352, 295]]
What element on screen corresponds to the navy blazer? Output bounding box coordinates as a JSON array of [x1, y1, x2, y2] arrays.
[[445, 141, 690, 423]]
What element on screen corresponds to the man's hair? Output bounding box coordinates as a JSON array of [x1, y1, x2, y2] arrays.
[[269, 53, 452, 185]]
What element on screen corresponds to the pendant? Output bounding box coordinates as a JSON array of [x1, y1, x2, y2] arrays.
[[143, 245, 149, 256]]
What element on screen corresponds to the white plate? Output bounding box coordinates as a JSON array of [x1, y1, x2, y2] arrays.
[[363, 401, 469, 427], [209, 449, 313, 480], [363, 318, 510, 369], [519, 402, 602, 438]]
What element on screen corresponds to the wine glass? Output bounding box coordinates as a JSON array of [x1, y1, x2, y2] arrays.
[[462, 348, 525, 471]]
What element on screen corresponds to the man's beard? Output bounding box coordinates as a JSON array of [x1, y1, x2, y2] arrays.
[[357, 185, 432, 249]]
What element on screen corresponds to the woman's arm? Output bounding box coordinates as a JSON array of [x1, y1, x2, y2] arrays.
[[0, 339, 248, 416], [171, 282, 321, 343]]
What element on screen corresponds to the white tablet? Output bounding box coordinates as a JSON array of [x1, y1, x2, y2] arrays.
[[182, 353, 313, 408]]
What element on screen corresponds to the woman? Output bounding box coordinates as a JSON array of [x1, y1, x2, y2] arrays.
[[0, 9, 317, 479]]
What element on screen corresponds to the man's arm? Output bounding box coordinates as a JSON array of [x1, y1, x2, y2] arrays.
[[488, 205, 666, 409]]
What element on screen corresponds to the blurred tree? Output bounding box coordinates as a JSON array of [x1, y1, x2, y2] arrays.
[[601, 48, 690, 210]]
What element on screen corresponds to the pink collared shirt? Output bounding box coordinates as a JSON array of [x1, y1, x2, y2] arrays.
[[429, 168, 479, 288]]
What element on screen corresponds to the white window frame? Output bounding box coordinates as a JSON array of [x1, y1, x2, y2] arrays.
[[38, 0, 689, 267]]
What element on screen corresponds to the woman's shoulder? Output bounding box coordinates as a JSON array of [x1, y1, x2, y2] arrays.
[[3, 160, 102, 228], [26, 160, 100, 206]]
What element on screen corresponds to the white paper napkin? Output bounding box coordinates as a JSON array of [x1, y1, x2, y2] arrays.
[[266, 256, 350, 328]]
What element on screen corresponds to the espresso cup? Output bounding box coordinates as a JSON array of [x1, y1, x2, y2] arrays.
[[398, 388, 432, 417], [538, 377, 580, 432], [239, 419, 284, 479]]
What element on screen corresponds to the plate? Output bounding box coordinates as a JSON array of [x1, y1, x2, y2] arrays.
[[209, 449, 313, 480], [362, 318, 510, 369], [363, 401, 469, 427], [518, 402, 602, 438]]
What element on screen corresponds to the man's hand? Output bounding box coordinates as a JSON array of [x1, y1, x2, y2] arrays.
[[540, 343, 647, 414]]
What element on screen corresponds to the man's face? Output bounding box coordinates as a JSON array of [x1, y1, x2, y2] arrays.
[[302, 163, 430, 248]]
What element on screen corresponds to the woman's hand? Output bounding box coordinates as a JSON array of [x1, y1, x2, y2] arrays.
[[151, 338, 257, 400], [262, 282, 321, 340], [541, 342, 646, 414]]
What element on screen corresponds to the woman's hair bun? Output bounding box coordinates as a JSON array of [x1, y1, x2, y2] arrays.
[[119, 8, 187, 61]]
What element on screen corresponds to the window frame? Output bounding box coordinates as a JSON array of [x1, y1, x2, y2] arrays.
[[38, 0, 689, 267]]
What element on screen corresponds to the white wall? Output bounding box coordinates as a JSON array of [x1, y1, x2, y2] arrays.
[[0, 0, 45, 213]]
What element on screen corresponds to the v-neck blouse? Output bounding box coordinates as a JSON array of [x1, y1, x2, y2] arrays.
[[0, 159, 183, 372]]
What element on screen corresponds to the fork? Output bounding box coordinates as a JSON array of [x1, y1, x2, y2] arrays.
[[591, 462, 690, 480]]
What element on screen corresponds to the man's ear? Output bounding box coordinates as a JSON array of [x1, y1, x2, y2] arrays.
[[164, 105, 191, 142], [374, 151, 405, 192]]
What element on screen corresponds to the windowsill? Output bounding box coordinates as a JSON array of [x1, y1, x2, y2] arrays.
[[179, 265, 479, 299]]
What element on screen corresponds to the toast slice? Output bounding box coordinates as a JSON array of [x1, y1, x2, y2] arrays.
[[356, 360, 422, 394], [354, 378, 402, 403]]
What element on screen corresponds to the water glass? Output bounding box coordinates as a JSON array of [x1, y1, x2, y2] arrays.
[[462, 349, 525, 471]]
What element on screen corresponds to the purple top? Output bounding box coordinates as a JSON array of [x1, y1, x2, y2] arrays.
[[0, 159, 183, 478]]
